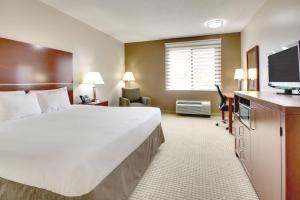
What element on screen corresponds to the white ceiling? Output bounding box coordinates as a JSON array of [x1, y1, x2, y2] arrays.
[[41, 0, 267, 43]]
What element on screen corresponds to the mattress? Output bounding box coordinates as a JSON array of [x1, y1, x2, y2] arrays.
[[0, 105, 163, 198]]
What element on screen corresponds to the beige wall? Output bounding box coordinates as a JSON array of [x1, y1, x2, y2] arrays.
[[0, 0, 124, 105], [241, 0, 300, 92], [125, 33, 241, 113]]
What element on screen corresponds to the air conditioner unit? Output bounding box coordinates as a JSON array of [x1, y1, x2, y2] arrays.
[[176, 100, 211, 116]]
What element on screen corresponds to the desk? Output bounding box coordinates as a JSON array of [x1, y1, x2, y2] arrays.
[[223, 93, 234, 134]]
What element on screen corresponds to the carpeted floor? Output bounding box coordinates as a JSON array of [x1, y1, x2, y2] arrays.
[[129, 114, 258, 200]]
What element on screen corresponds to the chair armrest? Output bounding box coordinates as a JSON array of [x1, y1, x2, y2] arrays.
[[119, 97, 130, 106], [141, 96, 151, 106]]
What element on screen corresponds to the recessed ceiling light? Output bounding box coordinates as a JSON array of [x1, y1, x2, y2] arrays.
[[33, 44, 43, 49], [281, 46, 288, 50], [205, 19, 225, 29]]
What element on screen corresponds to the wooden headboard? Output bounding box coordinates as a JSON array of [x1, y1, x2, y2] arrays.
[[0, 37, 73, 103]]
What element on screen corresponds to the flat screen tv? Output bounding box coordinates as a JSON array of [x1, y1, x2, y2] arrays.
[[268, 41, 300, 94]]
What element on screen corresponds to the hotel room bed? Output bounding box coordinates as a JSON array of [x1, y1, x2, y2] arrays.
[[0, 105, 164, 200]]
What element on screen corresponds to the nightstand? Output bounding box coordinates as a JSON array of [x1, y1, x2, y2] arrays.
[[81, 101, 109, 106]]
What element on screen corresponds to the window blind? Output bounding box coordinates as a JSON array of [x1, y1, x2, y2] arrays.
[[165, 39, 221, 91]]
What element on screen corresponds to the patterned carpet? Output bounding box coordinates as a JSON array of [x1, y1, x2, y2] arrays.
[[129, 114, 258, 200]]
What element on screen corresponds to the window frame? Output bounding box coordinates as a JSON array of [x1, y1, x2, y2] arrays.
[[165, 39, 222, 91]]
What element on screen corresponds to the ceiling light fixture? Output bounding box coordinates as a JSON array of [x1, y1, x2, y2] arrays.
[[33, 44, 43, 49], [205, 19, 225, 29]]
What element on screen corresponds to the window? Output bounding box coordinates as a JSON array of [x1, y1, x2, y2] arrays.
[[165, 39, 221, 91]]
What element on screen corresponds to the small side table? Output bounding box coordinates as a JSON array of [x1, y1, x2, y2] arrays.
[[81, 101, 109, 106]]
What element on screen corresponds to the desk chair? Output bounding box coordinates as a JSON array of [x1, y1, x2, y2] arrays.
[[215, 84, 230, 129]]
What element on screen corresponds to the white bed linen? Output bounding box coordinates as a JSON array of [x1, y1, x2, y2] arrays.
[[0, 105, 161, 197]]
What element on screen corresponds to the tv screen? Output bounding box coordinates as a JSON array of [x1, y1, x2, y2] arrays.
[[268, 45, 300, 82]]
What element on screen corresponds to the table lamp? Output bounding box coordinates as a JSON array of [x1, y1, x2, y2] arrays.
[[248, 68, 257, 90], [122, 72, 135, 88], [83, 72, 104, 101], [234, 68, 245, 91]]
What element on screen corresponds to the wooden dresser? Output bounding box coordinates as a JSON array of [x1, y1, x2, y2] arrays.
[[234, 91, 300, 200]]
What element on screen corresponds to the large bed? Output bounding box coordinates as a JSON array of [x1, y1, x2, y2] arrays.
[[0, 37, 165, 200], [0, 105, 164, 200]]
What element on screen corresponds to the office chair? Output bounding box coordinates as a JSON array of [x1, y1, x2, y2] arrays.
[[215, 84, 229, 130]]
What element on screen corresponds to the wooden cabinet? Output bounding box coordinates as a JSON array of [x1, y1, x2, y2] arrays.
[[250, 102, 281, 200], [242, 127, 252, 177], [234, 91, 300, 200], [233, 116, 252, 177], [234, 118, 242, 158]]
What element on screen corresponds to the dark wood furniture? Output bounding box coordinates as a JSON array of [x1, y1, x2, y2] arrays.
[[234, 91, 300, 200], [81, 101, 109, 106], [0, 37, 73, 102], [223, 92, 234, 134], [246, 46, 260, 91]]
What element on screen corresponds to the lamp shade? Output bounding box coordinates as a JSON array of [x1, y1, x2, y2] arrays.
[[122, 72, 135, 81], [234, 68, 245, 80], [248, 68, 257, 80], [83, 72, 104, 85]]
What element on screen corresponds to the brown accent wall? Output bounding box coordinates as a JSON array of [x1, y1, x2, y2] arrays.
[[125, 32, 241, 113]]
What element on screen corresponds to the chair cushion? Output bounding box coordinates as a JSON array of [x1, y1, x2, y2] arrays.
[[130, 102, 146, 107], [122, 88, 141, 102]]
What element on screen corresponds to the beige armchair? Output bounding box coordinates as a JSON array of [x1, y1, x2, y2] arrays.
[[119, 88, 151, 107]]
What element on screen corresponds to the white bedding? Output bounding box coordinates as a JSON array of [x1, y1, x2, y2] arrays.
[[0, 105, 161, 197]]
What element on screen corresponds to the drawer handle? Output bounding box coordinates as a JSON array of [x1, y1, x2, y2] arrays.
[[239, 150, 244, 160], [239, 126, 244, 136], [250, 107, 256, 130], [232, 127, 236, 135], [239, 138, 244, 149]]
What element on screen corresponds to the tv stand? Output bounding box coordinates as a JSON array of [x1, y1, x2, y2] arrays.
[[276, 89, 300, 95], [234, 91, 300, 200]]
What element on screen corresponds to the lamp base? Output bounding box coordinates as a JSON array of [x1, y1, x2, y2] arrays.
[[237, 80, 242, 91], [125, 81, 131, 88], [92, 86, 97, 101]]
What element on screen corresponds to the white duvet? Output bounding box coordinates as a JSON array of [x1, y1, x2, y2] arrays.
[[0, 105, 161, 197]]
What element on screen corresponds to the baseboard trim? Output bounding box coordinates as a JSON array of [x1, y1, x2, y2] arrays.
[[211, 113, 221, 116], [161, 110, 176, 114]]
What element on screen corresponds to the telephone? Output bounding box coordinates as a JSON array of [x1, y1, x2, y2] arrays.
[[80, 95, 92, 104]]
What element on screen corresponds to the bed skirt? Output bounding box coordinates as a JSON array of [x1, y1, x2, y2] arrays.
[[0, 125, 165, 200]]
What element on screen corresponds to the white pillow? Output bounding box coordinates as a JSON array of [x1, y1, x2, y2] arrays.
[[0, 90, 25, 94], [0, 93, 42, 121], [30, 87, 71, 113]]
